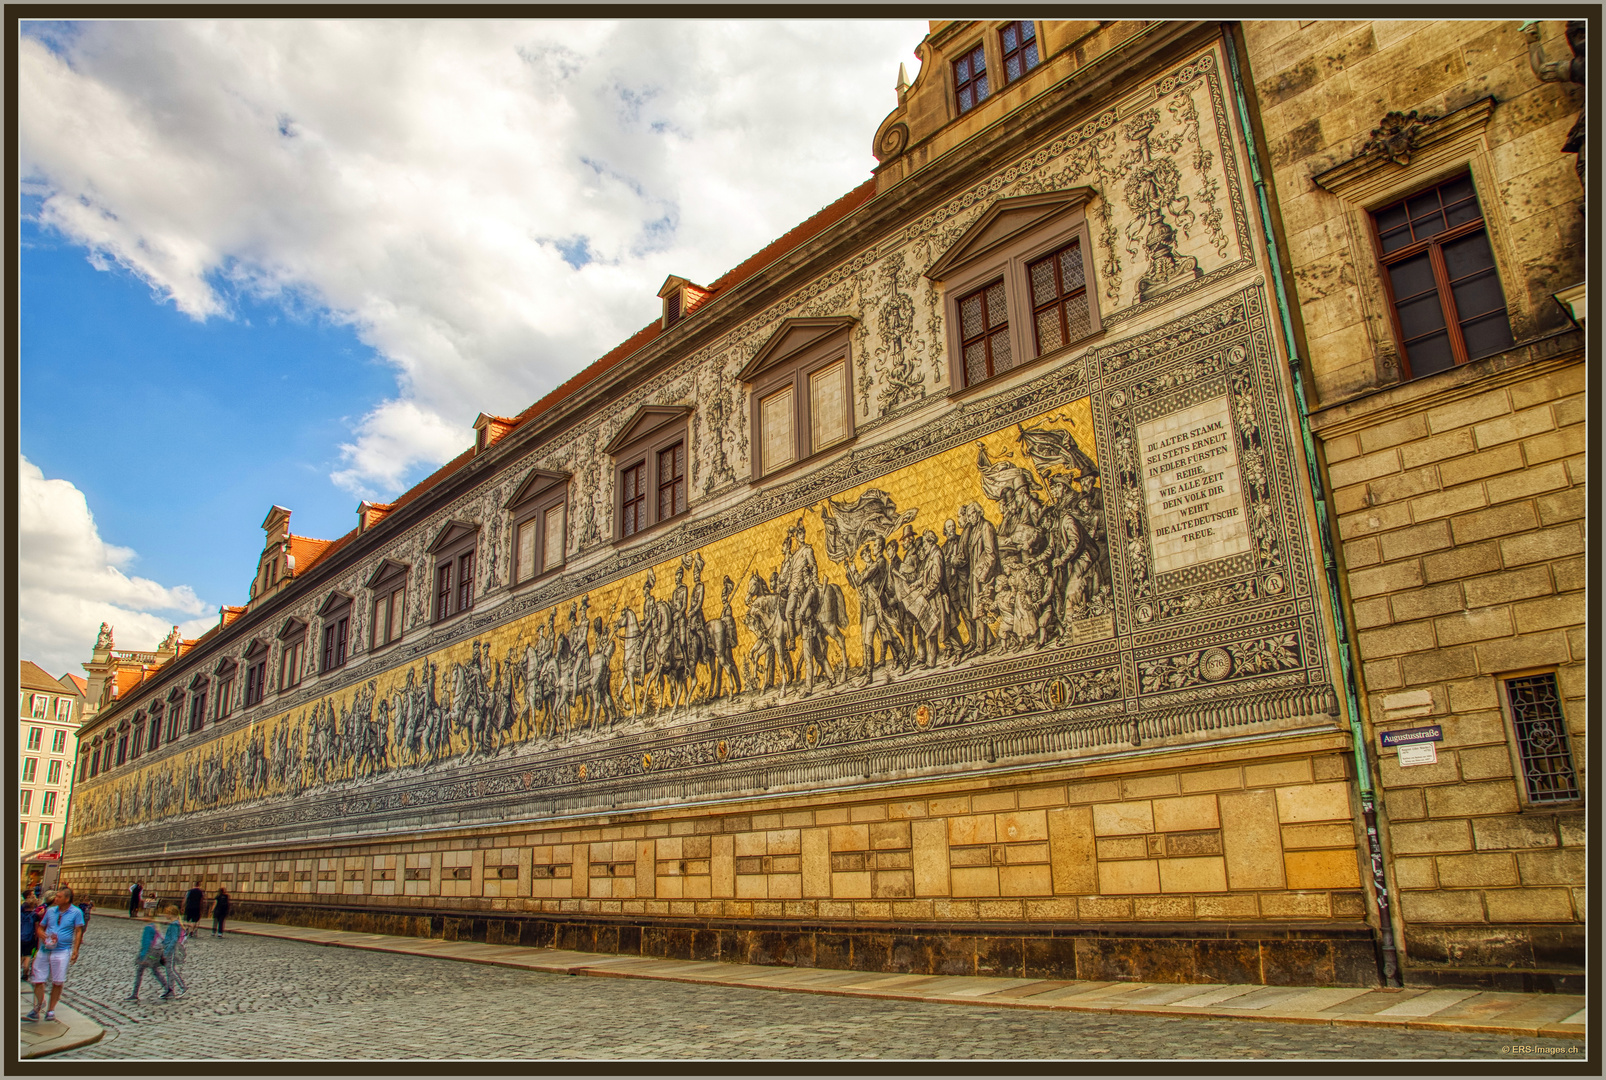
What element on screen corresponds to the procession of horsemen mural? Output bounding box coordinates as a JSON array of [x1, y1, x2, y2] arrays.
[[81, 397, 1118, 833]]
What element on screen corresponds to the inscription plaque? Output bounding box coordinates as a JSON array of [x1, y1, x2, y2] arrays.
[[1138, 394, 1250, 574]]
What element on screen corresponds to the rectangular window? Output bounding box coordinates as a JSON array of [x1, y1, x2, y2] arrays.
[[281, 640, 304, 689], [89, 748, 100, 779], [149, 714, 162, 752], [41, 792, 56, 816], [954, 42, 989, 114], [1000, 21, 1040, 84], [246, 658, 268, 706], [20, 791, 30, 815], [50, 730, 65, 754], [216, 678, 234, 721], [516, 518, 538, 583], [543, 503, 565, 573], [760, 386, 796, 475], [46, 760, 61, 785], [1374, 174, 1513, 379], [436, 562, 454, 621], [455, 551, 474, 615], [322, 615, 350, 672], [132, 722, 145, 759], [56, 698, 72, 721], [958, 279, 1012, 387], [372, 581, 407, 649], [115, 734, 128, 766], [23, 758, 36, 783], [31, 695, 47, 718], [1503, 673, 1580, 804], [1028, 240, 1090, 354], [36, 824, 50, 850], [657, 442, 687, 521], [27, 727, 41, 750], [189, 688, 208, 731], [620, 461, 646, 538], [166, 701, 182, 741], [809, 361, 850, 451]]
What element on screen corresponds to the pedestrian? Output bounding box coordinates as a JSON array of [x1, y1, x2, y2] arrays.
[[20, 889, 42, 982], [127, 917, 173, 1001], [212, 885, 231, 937], [25, 886, 86, 1023], [160, 906, 188, 996], [183, 881, 204, 934], [128, 880, 143, 918]]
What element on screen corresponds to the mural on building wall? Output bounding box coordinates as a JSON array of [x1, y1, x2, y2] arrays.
[[75, 394, 1114, 834], [71, 47, 1328, 857]]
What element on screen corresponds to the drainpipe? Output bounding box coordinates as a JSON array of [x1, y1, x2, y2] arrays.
[[1221, 23, 1401, 987]]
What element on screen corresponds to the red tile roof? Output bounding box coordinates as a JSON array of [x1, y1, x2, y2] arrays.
[[231, 178, 879, 608], [61, 674, 88, 695]]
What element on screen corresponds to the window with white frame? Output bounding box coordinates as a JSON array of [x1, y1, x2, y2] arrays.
[[50, 730, 65, 753]]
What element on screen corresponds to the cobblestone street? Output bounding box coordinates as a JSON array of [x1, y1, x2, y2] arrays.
[[38, 918, 1585, 1062]]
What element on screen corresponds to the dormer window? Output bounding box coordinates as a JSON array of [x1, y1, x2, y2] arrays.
[[505, 468, 571, 585], [658, 276, 712, 330], [473, 413, 516, 454]]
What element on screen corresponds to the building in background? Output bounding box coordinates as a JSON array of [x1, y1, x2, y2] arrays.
[[19, 661, 87, 868], [1241, 18, 1587, 992], [60, 19, 1585, 992]]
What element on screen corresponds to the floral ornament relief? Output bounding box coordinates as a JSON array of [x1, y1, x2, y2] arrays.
[[1167, 89, 1229, 260], [1361, 109, 1440, 166], [872, 252, 926, 415], [1120, 109, 1201, 302]]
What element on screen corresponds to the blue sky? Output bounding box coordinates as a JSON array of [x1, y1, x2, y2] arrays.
[[18, 18, 927, 674]]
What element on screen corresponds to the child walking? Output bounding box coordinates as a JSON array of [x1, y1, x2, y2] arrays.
[[128, 919, 172, 1000]]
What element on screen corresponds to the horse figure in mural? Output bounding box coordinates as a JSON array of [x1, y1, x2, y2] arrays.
[[613, 606, 647, 717], [641, 595, 694, 716], [744, 572, 795, 695], [577, 615, 621, 731]]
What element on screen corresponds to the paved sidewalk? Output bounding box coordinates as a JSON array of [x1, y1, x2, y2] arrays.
[[18, 987, 105, 1059], [96, 911, 1584, 1041]]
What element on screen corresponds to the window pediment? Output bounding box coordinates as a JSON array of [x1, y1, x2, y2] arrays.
[[738, 317, 858, 383], [243, 638, 269, 660], [364, 558, 409, 590], [604, 405, 694, 455], [213, 656, 237, 677], [276, 617, 307, 641], [505, 468, 570, 511], [925, 189, 1097, 282], [186, 672, 209, 691], [317, 590, 354, 617], [426, 519, 480, 555]]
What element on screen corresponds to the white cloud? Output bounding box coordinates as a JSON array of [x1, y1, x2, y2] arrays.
[[19, 456, 215, 677], [20, 19, 926, 497]]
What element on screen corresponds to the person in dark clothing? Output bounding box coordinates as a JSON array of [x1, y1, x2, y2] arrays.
[[211, 886, 231, 937], [128, 881, 143, 918], [20, 890, 42, 982], [182, 883, 204, 933]]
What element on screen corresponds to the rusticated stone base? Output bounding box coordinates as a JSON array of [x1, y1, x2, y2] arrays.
[[95, 895, 1384, 987], [1399, 922, 1585, 993]]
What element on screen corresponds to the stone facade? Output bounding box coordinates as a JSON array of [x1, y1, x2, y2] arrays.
[[1241, 19, 1586, 989], [59, 20, 1584, 991]]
